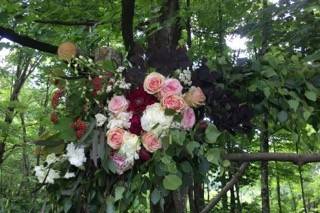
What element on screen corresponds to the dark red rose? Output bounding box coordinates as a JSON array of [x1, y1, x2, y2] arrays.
[[129, 114, 142, 135], [139, 147, 151, 161], [126, 86, 157, 113]]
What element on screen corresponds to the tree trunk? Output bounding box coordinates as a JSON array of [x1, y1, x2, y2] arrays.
[[260, 113, 270, 213], [235, 183, 242, 213]]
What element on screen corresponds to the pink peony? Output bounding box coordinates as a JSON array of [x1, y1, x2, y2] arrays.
[[161, 95, 186, 112], [160, 78, 183, 97], [110, 153, 132, 175], [143, 72, 165, 94], [181, 107, 196, 130], [108, 95, 129, 114], [183, 86, 206, 108], [142, 132, 161, 153], [106, 128, 125, 150]]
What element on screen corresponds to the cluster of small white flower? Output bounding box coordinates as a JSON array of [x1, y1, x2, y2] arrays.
[[176, 68, 192, 86], [106, 66, 131, 92], [33, 146, 84, 184], [34, 153, 76, 184]]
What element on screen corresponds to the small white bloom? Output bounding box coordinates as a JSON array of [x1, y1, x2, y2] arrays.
[[66, 143, 86, 168], [119, 132, 141, 162], [141, 103, 173, 135], [107, 112, 132, 129], [95, 113, 107, 127], [45, 153, 60, 166], [64, 172, 76, 179], [34, 165, 60, 184]]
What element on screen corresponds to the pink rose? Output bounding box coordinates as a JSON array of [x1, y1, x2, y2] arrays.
[[161, 95, 186, 112], [142, 132, 161, 153], [143, 72, 165, 94], [181, 107, 196, 129], [106, 128, 125, 149], [108, 95, 129, 114], [183, 86, 206, 108], [110, 153, 132, 175], [160, 78, 183, 97]]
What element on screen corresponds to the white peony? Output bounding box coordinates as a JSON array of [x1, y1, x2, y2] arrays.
[[141, 103, 173, 135], [107, 112, 132, 129], [66, 143, 86, 168], [34, 165, 60, 184], [95, 113, 107, 127], [119, 132, 141, 162]]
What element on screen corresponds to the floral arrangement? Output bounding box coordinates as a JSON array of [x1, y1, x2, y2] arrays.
[[32, 49, 212, 211]]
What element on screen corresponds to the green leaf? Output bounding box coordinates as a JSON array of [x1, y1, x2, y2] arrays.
[[114, 186, 125, 201], [205, 124, 221, 143], [277, 111, 288, 123], [163, 175, 182, 191], [106, 196, 115, 213], [54, 117, 76, 141], [288, 99, 299, 111], [206, 148, 221, 165], [63, 198, 72, 213], [305, 91, 317, 102], [222, 160, 231, 168], [180, 161, 193, 173], [151, 189, 161, 204], [186, 141, 200, 156], [171, 130, 186, 145]]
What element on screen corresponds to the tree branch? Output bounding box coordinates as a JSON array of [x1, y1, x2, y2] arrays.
[[223, 153, 320, 165], [34, 20, 99, 26], [200, 162, 250, 213], [0, 26, 58, 54]]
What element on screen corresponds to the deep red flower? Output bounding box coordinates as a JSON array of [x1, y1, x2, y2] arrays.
[[51, 89, 63, 109], [72, 118, 87, 139], [50, 112, 59, 124], [139, 147, 151, 161], [129, 114, 142, 135], [91, 76, 102, 96], [126, 86, 157, 113]]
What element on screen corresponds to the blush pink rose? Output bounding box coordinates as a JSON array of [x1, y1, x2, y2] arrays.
[[142, 132, 161, 153], [160, 78, 183, 97], [106, 128, 125, 150], [181, 107, 196, 129], [143, 72, 165, 94], [183, 86, 206, 108], [108, 95, 129, 114], [161, 95, 186, 112], [110, 153, 132, 175]]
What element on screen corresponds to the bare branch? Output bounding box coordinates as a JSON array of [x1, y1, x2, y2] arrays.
[[0, 26, 58, 54], [223, 153, 320, 165], [34, 20, 99, 26], [200, 162, 250, 213]]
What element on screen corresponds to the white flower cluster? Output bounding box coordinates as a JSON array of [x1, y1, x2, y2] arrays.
[[34, 165, 60, 184], [95, 113, 107, 127], [106, 66, 131, 92], [141, 103, 173, 135], [34, 153, 61, 184], [107, 111, 132, 129], [176, 68, 192, 86], [66, 143, 87, 168]]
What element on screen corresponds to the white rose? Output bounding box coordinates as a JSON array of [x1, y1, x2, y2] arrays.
[[34, 165, 60, 184], [95, 113, 107, 127], [141, 103, 173, 134], [64, 172, 76, 179], [107, 112, 132, 129], [119, 132, 141, 162], [45, 153, 60, 166], [66, 143, 86, 168]]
